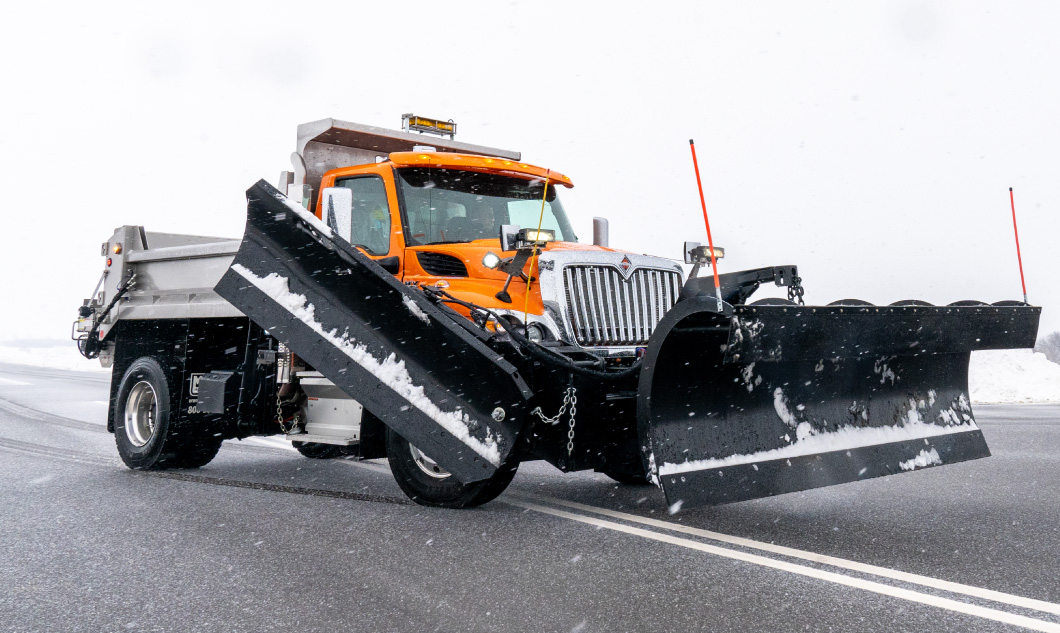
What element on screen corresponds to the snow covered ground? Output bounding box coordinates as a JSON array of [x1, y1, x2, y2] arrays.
[[969, 349, 1060, 404], [2, 341, 1058, 404], [0, 342, 109, 374]]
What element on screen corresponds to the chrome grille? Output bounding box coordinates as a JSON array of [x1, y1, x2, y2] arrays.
[[563, 266, 682, 346]]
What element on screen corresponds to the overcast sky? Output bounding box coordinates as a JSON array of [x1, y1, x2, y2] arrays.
[[2, 0, 1056, 346]]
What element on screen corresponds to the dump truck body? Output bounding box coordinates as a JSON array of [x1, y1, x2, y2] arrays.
[[74, 117, 1040, 509]]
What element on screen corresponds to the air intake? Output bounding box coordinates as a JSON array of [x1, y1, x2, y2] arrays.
[[416, 252, 468, 277]]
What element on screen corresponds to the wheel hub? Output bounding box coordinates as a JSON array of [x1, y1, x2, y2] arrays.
[[409, 443, 451, 479], [125, 380, 157, 447]]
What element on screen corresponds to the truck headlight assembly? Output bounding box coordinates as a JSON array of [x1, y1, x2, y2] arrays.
[[482, 251, 502, 269], [495, 314, 551, 344], [525, 322, 545, 343]]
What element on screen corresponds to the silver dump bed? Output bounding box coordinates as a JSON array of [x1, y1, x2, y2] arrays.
[[96, 225, 244, 328]]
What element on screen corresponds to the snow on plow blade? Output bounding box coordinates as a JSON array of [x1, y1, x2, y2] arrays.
[[215, 181, 532, 483], [638, 296, 1040, 508]]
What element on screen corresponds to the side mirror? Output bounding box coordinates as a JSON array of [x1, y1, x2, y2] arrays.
[[593, 217, 609, 247], [683, 241, 700, 264], [320, 187, 354, 239], [498, 224, 520, 252]]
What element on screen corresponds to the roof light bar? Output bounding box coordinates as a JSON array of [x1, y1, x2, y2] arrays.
[[401, 114, 457, 139]]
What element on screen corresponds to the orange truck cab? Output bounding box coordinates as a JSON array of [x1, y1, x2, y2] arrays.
[[284, 117, 685, 358]]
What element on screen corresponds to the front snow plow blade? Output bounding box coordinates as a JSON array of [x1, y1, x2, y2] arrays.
[[639, 297, 1040, 508], [216, 181, 532, 483]]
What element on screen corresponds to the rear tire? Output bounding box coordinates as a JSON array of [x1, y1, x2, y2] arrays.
[[292, 441, 342, 459], [168, 436, 223, 468], [385, 427, 517, 508], [113, 357, 221, 470]]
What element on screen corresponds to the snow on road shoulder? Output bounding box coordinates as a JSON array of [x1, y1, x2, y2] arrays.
[[970, 349, 1060, 404], [0, 342, 109, 373]]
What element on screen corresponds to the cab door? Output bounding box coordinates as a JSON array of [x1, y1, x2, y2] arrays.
[[321, 166, 406, 277]]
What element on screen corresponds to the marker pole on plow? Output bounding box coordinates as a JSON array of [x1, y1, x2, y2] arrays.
[[1008, 187, 1029, 304], [689, 139, 723, 312]]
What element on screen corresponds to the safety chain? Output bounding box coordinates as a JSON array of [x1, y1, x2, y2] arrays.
[[566, 388, 578, 456], [276, 393, 293, 434], [788, 273, 806, 306], [530, 385, 578, 455]]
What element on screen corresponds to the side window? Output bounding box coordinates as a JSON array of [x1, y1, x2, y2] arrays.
[[335, 176, 391, 256]]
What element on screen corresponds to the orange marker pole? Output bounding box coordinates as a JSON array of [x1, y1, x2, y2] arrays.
[[689, 140, 723, 312], [1009, 187, 1029, 304]]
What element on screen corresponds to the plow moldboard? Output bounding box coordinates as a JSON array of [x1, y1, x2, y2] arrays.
[[216, 180, 532, 483], [638, 297, 1039, 508]]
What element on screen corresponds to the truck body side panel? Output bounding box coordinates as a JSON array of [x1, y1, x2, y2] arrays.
[[107, 317, 275, 440]]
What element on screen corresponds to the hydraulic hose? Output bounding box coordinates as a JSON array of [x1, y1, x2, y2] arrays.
[[78, 274, 136, 359], [421, 286, 643, 381]]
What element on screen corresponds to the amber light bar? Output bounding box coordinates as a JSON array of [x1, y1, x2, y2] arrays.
[[401, 113, 457, 139]]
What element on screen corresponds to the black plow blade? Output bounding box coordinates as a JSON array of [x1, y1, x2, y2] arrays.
[[638, 297, 1040, 509], [215, 181, 532, 483]]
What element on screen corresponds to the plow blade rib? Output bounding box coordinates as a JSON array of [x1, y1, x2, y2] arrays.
[[638, 298, 1040, 508], [216, 181, 532, 483]]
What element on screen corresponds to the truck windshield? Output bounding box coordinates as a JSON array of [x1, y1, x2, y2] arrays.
[[396, 167, 577, 245]]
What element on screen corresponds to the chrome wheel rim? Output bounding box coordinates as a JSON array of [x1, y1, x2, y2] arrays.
[[409, 443, 451, 479], [124, 381, 157, 447]]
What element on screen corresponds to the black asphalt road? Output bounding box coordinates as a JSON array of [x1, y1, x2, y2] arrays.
[[1, 360, 1059, 633]]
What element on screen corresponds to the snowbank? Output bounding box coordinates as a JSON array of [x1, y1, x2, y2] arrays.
[[0, 341, 108, 373], [969, 349, 1060, 404]]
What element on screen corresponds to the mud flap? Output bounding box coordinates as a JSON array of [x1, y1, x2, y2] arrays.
[[215, 181, 532, 483], [638, 298, 1040, 508]]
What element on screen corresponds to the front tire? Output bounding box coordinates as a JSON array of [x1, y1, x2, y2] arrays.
[[385, 427, 517, 508]]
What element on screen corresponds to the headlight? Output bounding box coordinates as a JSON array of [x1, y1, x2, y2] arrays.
[[495, 313, 551, 343], [526, 323, 545, 343], [482, 251, 502, 269]]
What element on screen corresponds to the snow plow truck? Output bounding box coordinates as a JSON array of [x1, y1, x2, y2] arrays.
[[74, 116, 1040, 509]]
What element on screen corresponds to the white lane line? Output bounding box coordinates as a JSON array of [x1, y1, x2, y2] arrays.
[[0, 376, 31, 386], [505, 498, 1060, 633], [514, 492, 1060, 619]]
